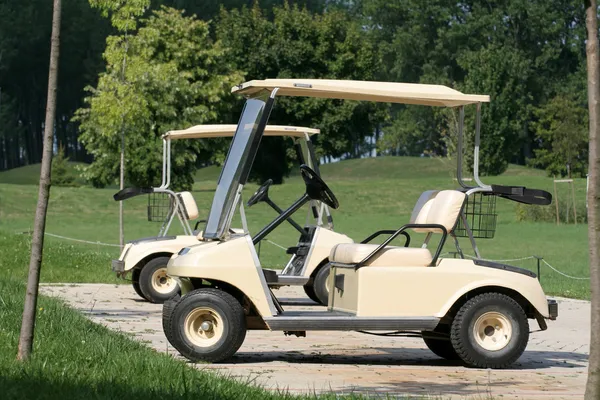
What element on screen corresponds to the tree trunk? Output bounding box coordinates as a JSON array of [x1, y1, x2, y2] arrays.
[[16, 0, 61, 362], [119, 128, 125, 248], [585, 0, 600, 398]]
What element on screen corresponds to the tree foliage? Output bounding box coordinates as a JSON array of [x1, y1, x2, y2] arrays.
[[75, 7, 241, 189], [217, 3, 386, 182], [530, 96, 588, 177]]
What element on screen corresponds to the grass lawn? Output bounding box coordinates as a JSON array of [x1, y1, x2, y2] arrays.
[[0, 241, 375, 400], [0, 156, 590, 300]]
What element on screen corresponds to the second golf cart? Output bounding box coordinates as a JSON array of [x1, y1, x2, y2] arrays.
[[112, 124, 351, 303]]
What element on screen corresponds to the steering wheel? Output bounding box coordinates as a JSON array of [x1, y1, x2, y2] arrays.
[[247, 179, 273, 207], [300, 165, 339, 209]]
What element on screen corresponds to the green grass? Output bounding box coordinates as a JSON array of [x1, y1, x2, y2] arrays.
[[0, 270, 353, 399], [0, 162, 88, 186], [0, 156, 591, 299]]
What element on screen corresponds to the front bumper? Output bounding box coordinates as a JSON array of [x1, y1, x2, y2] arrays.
[[548, 299, 558, 320], [112, 259, 125, 273]]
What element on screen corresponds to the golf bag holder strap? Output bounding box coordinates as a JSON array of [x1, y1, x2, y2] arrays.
[[490, 185, 552, 206], [113, 187, 154, 201]]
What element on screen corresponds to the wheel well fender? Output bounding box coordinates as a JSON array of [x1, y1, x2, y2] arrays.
[[441, 285, 538, 323], [188, 278, 267, 329], [133, 252, 173, 271]]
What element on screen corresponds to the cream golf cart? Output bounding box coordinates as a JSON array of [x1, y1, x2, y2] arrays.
[[163, 80, 557, 368], [112, 124, 351, 304]]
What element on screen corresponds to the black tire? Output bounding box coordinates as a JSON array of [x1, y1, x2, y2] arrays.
[[131, 268, 146, 300], [167, 288, 246, 363], [423, 336, 459, 360], [162, 293, 181, 346], [303, 284, 320, 303], [450, 292, 529, 369], [138, 256, 180, 304], [312, 263, 331, 306]]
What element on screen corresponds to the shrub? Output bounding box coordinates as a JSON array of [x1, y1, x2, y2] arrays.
[[51, 144, 76, 187], [515, 201, 587, 224]]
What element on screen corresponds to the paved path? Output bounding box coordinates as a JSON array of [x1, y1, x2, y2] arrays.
[[41, 284, 589, 399]]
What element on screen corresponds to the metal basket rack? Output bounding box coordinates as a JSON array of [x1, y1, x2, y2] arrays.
[[455, 191, 497, 239], [147, 192, 174, 223]]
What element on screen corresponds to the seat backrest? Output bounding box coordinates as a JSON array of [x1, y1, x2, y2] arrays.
[[409, 190, 439, 233], [178, 191, 199, 220], [423, 190, 466, 233]]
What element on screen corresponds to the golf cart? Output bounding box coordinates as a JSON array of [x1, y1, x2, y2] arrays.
[[163, 80, 557, 368], [112, 124, 350, 303]]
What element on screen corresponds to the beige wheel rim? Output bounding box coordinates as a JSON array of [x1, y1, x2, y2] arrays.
[[473, 311, 512, 351], [151, 267, 177, 294], [184, 307, 224, 347]]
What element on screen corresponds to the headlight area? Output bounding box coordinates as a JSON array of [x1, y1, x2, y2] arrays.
[[178, 247, 191, 256]]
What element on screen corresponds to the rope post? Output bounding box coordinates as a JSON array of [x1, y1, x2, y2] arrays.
[[534, 255, 543, 282]]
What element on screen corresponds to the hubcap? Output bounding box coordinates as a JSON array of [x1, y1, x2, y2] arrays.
[[151, 267, 177, 294], [184, 307, 224, 347], [473, 311, 512, 351]]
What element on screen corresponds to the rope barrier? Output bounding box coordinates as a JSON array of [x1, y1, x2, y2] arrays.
[[541, 259, 589, 280], [16, 231, 592, 280], [17, 230, 122, 248], [264, 239, 288, 251]]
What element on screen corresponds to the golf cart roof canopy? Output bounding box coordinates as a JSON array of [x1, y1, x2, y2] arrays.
[[164, 124, 320, 140], [232, 79, 490, 107]]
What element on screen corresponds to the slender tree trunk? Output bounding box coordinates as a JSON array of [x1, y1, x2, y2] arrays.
[[585, 0, 600, 398], [119, 128, 125, 248], [16, 0, 61, 361]]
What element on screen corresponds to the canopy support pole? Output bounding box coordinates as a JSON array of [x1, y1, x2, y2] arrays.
[[456, 106, 469, 188], [473, 103, 491, 189]]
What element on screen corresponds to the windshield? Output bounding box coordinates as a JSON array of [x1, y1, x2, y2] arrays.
[[203, 93, 273, 239]]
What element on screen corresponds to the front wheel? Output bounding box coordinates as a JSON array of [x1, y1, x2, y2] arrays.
[[312, 263, 331, 306], [166, 288, 246, 363], [139, 256, 180, 304], [451, 293, 529, 368]]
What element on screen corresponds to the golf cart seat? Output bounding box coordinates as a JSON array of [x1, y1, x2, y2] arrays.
[[177, 192, 199, 220], [330, 190, 465, 267]]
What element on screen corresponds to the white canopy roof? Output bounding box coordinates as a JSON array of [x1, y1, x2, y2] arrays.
[[231, 79, 490, 107], [163, 124, 320, 140]]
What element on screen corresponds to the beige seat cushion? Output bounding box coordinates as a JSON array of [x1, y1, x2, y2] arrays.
[[330, 243, 432, 267], [178, 191, 199, 220]]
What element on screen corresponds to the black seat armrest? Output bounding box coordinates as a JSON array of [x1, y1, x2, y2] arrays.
[[361, 230, 411, 247], [113, 187, 153, 201]]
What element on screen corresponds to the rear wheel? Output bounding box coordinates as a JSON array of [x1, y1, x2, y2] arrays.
[[451, 293, 529, 368], [422, 325, 459, 360], [423, 337, 459, 360], [303, 284, 320, 303], [131, 268, 146, 300], [167, 288, 246, 363], [139, 256, 180, 304], [312, 263, 331, 306]]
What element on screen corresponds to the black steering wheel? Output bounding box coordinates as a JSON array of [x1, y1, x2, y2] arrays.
[[300, 165, 339, 209], [247, 179, 273, 207]]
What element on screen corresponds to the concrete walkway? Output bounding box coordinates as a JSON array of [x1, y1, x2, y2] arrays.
[[41, 284, 589, 399]]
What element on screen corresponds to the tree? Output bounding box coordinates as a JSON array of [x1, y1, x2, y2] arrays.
[[217, 3, 386, 182], [584, 1, 600, 397], [51, 144, 76, 186], [88, 0, 150, 248], [17, 0, 62, 361], [530, 96, 588, 177], [75, 7, 241, 190]]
